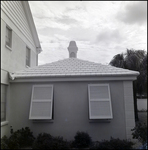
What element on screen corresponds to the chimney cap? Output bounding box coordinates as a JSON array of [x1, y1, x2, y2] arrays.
[[67, 41, 78, 58], [69, 41, 77, 47]]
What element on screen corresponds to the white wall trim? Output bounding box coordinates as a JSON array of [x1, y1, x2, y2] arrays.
[[123, 81, 135, 139], [1, 121, 9, 127], [5, 45, 12, 51]]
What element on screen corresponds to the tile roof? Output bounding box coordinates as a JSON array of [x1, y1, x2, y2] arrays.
[[9, 58, 139, 79]]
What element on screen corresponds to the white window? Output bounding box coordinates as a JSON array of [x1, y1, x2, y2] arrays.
[[26, 47, 30, 67], [1, 84, 7, 122], [5, 26, 12, 48], [88, 84, 113, 119], [29, 85, 53, 120]]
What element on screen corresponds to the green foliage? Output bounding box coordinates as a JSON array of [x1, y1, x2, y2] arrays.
[[1, 136, 9, 149], [72, 131, 92, 148], [109, 49, 147, 121], [109, 49, 147, 96], [32, 133, 70, 149], [32, 133, 52, 149], [1, 127, 35, 149], [131, 122, 147, 144], [11, 127, 35, 148], [90, 137, 134, 149]]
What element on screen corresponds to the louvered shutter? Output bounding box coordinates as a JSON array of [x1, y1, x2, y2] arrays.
[[88, 84, 113, 119], [29, 85, 53, 119]]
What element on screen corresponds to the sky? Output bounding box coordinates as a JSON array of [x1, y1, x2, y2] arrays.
[[28, 1, 147, 65]]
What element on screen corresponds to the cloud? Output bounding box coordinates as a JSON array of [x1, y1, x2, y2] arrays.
[[38, 25, 98, 43], [116, 1, 147, 25], [29, 1, 55, 18], [54, 15, 78, 25], [28, 1, 147, 66], [66, 27, 98, 42], [95, 28, 123, 45]]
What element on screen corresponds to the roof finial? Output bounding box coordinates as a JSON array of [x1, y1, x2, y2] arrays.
[[67, 41, 78, 58]]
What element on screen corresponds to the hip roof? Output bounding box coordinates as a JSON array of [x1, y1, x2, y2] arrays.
[[9, 58, 139, 80]]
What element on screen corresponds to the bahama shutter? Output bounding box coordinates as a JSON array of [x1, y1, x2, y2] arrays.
[[88, 84, 113, 119], [29, 85, 53, 119]]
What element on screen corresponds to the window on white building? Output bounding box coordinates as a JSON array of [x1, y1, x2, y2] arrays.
[[88, 84, 113, 119], [1, 84, 7, 122], [26, 47, 30, 67], [29, 85, 53, 120], [5, 26, 12, 48]]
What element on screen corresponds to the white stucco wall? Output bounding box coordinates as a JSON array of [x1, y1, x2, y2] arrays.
[[8, 80, 128, 141], [1, 1, 38, 137], [1, 18, 37, 74]]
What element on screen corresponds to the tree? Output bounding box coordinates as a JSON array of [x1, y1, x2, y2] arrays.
[[136, 54, 147, 97], [109, 49, 147, 121]]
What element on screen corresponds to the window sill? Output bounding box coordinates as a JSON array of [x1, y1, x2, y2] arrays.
[[89, 119, 111, 123], [26, 65, 30, 68], [5, 45, 12, 51], [32, 119, 54, 123], [1, 121, 9, 127]]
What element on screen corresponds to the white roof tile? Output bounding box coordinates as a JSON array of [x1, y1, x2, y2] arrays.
[[9, 58, 139, 79]]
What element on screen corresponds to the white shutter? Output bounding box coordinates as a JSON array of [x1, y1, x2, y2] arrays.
[[88, 84, 113, 119], [29, 85, 53, 119]]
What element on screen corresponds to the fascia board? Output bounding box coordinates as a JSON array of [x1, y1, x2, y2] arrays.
[[9, 75, 138, 83], [21, 1, 42, 54]]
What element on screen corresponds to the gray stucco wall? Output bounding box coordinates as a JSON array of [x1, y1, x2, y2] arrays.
[[9, 80, 126, 141]]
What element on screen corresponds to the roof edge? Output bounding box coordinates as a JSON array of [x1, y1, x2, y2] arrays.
[[9, 74, 138, 83], [22, 1, 42, 54]]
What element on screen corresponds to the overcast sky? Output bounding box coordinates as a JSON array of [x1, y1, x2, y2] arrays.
[[28, 1, 147, 65]]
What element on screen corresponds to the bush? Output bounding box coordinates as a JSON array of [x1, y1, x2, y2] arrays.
[[14, 127, 35, 148], [72, 131, 92, 148], [90, 137, 134, 149], [1, 127, 35, 149], [131, 122, 147, 144], [32, 133, 52, 149], [1, 136, 9, 149], [32, 133, 70, 149]]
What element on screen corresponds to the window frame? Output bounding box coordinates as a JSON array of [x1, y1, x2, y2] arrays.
[[29, 84, 53, 120], [5, 25, 12, 49], [1, 84, 7, 122], [88, 84, 113, 120], [26, 46, 31, 67]]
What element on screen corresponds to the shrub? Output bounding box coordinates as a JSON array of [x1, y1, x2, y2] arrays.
[[32, 133, 52, 149], [15, 127, 35, 148], [32, 133, 70, 149], [1, 136, 9, 149], [131, 122, 147, 144], [89, 141, 100, 150], [72, 131, 92, 148], [49, 136, 70, 150], [1, 134, 20, 149], [89, 137, 134, 149], [1, 127, 35, 149]]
